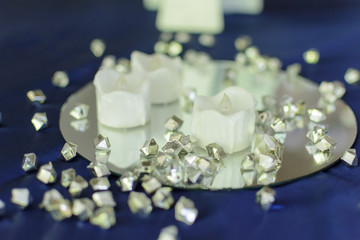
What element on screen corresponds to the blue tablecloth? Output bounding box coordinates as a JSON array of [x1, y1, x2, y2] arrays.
[[1, 1, 360, 239]]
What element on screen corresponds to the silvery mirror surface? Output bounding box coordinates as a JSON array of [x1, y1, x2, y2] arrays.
[[59, 61, 357, 190]]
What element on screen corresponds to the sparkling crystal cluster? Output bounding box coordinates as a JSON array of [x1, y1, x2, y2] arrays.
[[317, 81, 346, 114]]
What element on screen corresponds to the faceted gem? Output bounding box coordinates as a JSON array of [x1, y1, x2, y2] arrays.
[[115, 58, 130, 73], [252, 134, 284, 161], [70, 119, 89, 132], [305, 142, 317, 155], [182, 88, 197, 112], [179, 135, 193, 154], [31, 112, 48, 131], [198, 34, 215, 47], [245, 46, 259, 61], [27, 89, 46, 104], [39, 189, 64, 210], [256, 186, 276, 211], [315, 135, 336, 152], [273, 132, 287, 144], [69, 175, 88, 197], [61, 142, 78, 161], [116, 171, 139, 192], [257, 170, 278, 185], [90, 39, 106, 57], [61, 168, 76, 188], [344, 68, 360, 84], [175, 32, 191, 44], [234, 35, 252, 51], [306, 126, 328, 143], [175, 196, 198, 225], [216, 93, 232, 115], [140, 139, 159, 157], [313, 150, 331, 164], [70, 104, 89, 120], [164, 131, 184, 142], [90, 207, 116, 229], [158, 225, 178, 240], [242, 170, 256, 186], [303, 48, 320, 64], [52, 71, 69, 88], [341, 149, 358, 167], [162, 141, 183, 156], [154, 41, 169, 54], [40, 189, 72, 221], [241, 153, 256, 171], [258, 154, 278, 172], [152, 187, 174, 210], [11, 188, 31, 208], [72, 198, 95, 221], [319, 81, 346, 103], [128, 191, 153, 215], [142, 176, 162, 194], [168, 41, 183, 57], [270, 118, 286, 132], [308, 108, 326, 122], [0, 199, 5, 216], [94, 134, 111, 152], [92, 191, 116, 207], [22, 153, 37, 172], [95, 151, 109, 164], [91, 162, 111, 178], [206, 143, 227, 161], [164, 116, 183, 131], [90, 177, 110, 191], [37, 162, 57, 184]]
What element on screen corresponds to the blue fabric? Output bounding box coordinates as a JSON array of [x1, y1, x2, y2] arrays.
[[1, 1, 360, 239]]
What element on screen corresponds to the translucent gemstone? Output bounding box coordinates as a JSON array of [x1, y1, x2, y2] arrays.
[[70, 104, 89, 120], [270, 118, 286, 132], [182, 87, 197, 112], [61, 168, 76, 188], [115, 58, 130, 73], [70, 119, 89, 132], [168, 41, 183, 57], [164, 116, 183, 131], [31, 112, 48, 131], [179, 135, 193, 154], [69, 175, 88, 197], [61, 142, 78, 161], [308, 108, 326, 122], [27, 89, 46, 104], [91, 162, 111, 178], [282, 100, 306, 119], [154, 41, 169, 54], [198, 34, 215, 47], [242, 170, 256, 186], [256, 186, 276, 211], [101, 55, 116, 69], [0, 199, 5, 216], [92, 191, 116, 207], [241, 153, 256, 171], [22, 153, 37, 172], [39, 189, 64, 210], [305, 141, 317, 155], [318, 98, 336, 114], [257, 170, 278, 185], [153, 152, 175, 169], [158, 225, 178, 240], [153, 156, 184, 185], [206, 143, 227, 161], [258, 154, 278, 172], [116, 171, 139, 192], [159, 32, 173, 42], [175, 196, 198, 225], [234, 35, 252, 51], [94, 134, 111, 152], [306, 126, 327, 143], [253, 134, 284, 161], [95, 151, 109, 164], [318, 81, 346, 104], [90, 207, 116, 229], [141, 139, 159, 157], [273, 132, 287, 144], [39, 189, 72, 221], [128, 191, 153, 215], [216, 93, 232, 115], [142, 176, 162, 194], [52, 71, 69, 88], [11, 188, 31, 208], [37, 162, 57, 184], [162, 141, 183, 156], [313, 150, 331, 164], [175, 32, 191, 44], [164, 131, 184, 142], [152, 187, 174, 210], [315, 135, 336, 152], [245, 46, 259, 61], [344, 68, 360, 84], [72, 198, 95, 221], [303, 48, 320, 64], [90, 177, 110, 191], [90, 39, 106, 57], [286, 63, 301, 78], [341, 149, 358, 166]]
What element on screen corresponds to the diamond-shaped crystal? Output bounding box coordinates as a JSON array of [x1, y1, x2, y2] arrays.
[[164, 116, 183, 131], [245, 46, 259, 61], [273, 132, 287, 144], [116, 171, 139, 192], [162, 140, 183, 156], [258, 154, 278, 172], [70, 119, 89, 132], [313, 150, 331, 164], [90, 207, 116, 229], [72, 198, 95, 221], [22, 153, 37, 172], [306, 126, 328, 143], [40, 189, 64, 209], [253, 134, 284, 161], [206, 143, 227, 161], [315, 135, 336, 152], [152, 187, 174, 210], [142, 176, 162, 194], [341, 149, 358, 166], [37, 162, 57, 184], [217, 93, 232, 115], [175, 196, 198, 225], [153, 158, 184, 185], [182, 88, 197, 112], [90, 177, 110, 191], [61, 168, 76, 188], [90, 39, 106, 57], [241, 153, 256, 171], [95, 151, 109, 164], [61, 142, 78, 161], [198, 34, 215, 47], [158, 225, 178, 240], [303, 48, 319, 64], [52, 71, 69, 88], [141, 139, 159, 157], [242, 170, 256, 186], [164, 131, 184, 142], [70, 104, 89, 120], [270, 118, 286, 132], [92, 191, 116, 207], [128, 191, 153, 215], [154, 41, 169, 54], [257, 170, 278, 185], [69, 175, 88, 197], [27, 89, 46, 104], [319, 81, 346, 103], [308, 108, 326, 122], [234, 35, 252, 51], [305, 141, 317, 155], [345, 68, 360, 84], [256, 186, 276, 211], [168, 41, 183, 57], [39, 189, 72, 221], [91, 162, 111, 177], [11, 188, 31, 209], [179, 135, 192, 154], [31, 112, 48, 131], [94, 134, 111, 152]]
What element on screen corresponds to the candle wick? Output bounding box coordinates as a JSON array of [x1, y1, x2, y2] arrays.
[[217, 93, 232, 115]]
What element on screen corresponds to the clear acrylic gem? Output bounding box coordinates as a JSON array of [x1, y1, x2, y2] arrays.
[[11, 188, 31, 208], [37, 162, 57, 184], [90, 39, 106, 57], [182, 88, 197, 112], [305, 141, 317, 155], [162, 141, 183, 156], [234, 35, 252, 51], [92, 191, 116, 207], [206, 143, 227, 161], [70, 104, 89, 120], [158, 225, 178, 240], [40, 189, 72, 221], [142, 176, 162, 194], [164, 131, 184, 142], [175, 32, 191, 44], [95, 151, 109, 164], [198, 34, 215, 47], [258, 154, 278, 172], [242, 170, 256, 186], [91, 162, 111, 178], [69, 175, 88, 197], [94, 134, 111, 152], [116, 171, 139, 192], [31, 112, 48, 131], [22, 153, 37, 172], [253, 134, 284, 161], [341, 149, 358, 166], [345, 68, 360, 84], [61, 168, 76, 188], [245, 46, 259, 61], [40, 189, 64, 209], [270, 118, 286, 132], [152, 187, 174, 210], [164, 116, 183, 131], [256, 186, 276, 211], [313, 150, 331, 164], [72, 198, 95, 221], [257, 170, 278, 185], [90, 177, 110, 191], [90, 207, 116, 229], [70, 119, 89, 132], [216, 93, 232, 115], [168, 41, 183, 57], [154, 41, 169, 54], [141, 139, 159, 157], [308, 108, 326, 122], [303, 48, 319, 64], [52, 71, 69, 88], [306, 126, 328, 143], [241, 153, 256, 171], [315, 135, 336, 152], [27, 89, 46, 104], [175, 196, 198, 225], [61, 142, 78, 161], [128, 191, 153, 215]]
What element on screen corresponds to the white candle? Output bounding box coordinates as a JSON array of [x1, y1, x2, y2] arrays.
[[130, 51, 182, 104], [94, 69, 150, 128], [191, 86, 256, 154]]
